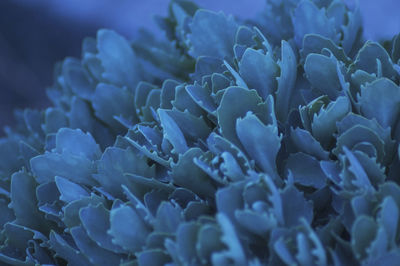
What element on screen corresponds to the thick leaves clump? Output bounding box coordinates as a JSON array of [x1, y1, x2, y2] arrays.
[[1, 0, 400, 265]]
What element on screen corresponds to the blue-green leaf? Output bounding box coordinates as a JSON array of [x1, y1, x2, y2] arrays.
[[97, 29, 141, 88], [79, 203, 126, 253], [285, 152, 327, 189], [171, 148, 216, 199], [158, 109, 188, 154], [311, 96, 351, 147], [301, 34, 350, 64], [281, 185, 313, 227], [354, 41, 396, 79], [44, 108, 68, 134], [55, 176, 89, 203], [137, 249, 170, 266], [154, 201, 182, 234], [30, 151, 97, 186], [236, 112, 281, 180], [196, 224, 224, 264], [217, 86, 268, 147], [108, 205, 151, 252], [10, 171, 48, 231], [49, 231, 92, 266], [56, 128, 101, 161], [70, 225, 123, 266], [377, 196, 399, 247], [351, 215, 378, 260], [189, 10, 238, 59], [63, 195, 106, 229], [276, 40, 297, 122], [290, 127, 329, 160], [92, 83, 137, 132], [293, 0, 338, 47], [62, 58, 95, 100], [239, 48, 279, 100], [94, 147, 155, 198], [213, 213, 247, 265], [304, 53, 343, 100], [358, 78, 400, 129]]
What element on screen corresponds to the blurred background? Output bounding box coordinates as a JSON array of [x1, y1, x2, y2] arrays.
[[0, 0, 399, 134]]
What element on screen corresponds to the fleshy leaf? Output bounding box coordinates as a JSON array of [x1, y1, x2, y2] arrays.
[[281, 185, 314, 227], [56, 128, 101, 161], [285, 152, 327, 189], [158, 108, 188, 154], [239, 48, 279, 100], [63, 195, 106, 229], [92, 83, 137, 132], [236, 112, 281, 180], [49, 231, 92, 266], [341, 5, 362, 54], [55, 176, 89, 203], [276, 40, 297, 122], [160, 79, 180, 109], [94, 147, 155, 198], [196, 224, 224, 264], [351, 215, 378, 260], [217, 86, 267, 147], [97, 29, 141, 88], [301, 34, 350, 64], [175, 222, 200, 264], [162, 109, 211, 142], [213, 213, 247, 265], [290, 127, 329, 160], [235, 209, 277, 235], [216, 183, 244, 222], [44, 108, 68, 134], [62, 58, 95, 100], [304, 53, 343, 100], [293, 0, 338, 47], [170, 148, 216, 199], [134, 82, 160, 122], [392, 34, 400, 63], [79, 203, 126, 253], [377, 196, 399, 247], [10, 171, 48, 231], [137, 249, 170, 266], [334, 125, 385, 163], [358, 78, 400, 129], [189, 10, 238, 59], [172, 83, 205, 117], [186, 82, 217, 114], [311, 96, 351, 147], [153, 201, 182, 234], [337, 113, 395, 164], [108, 205, 151, 252], [70, 225, 123, 266], [30, 151, 97, 186], [342, 147, 373, 192], [353, 41, 397, 79]]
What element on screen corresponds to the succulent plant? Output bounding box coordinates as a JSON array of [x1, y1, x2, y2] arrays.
[[1, 0, 400, 265]]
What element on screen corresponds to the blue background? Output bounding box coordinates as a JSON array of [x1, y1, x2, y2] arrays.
[[0, 0, 399, 133]]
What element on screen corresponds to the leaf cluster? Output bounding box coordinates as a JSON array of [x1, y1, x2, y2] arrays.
[[1, 0, 400, 265]]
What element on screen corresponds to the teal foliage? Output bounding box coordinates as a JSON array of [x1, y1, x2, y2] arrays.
[[1, 0, 400, 265]]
